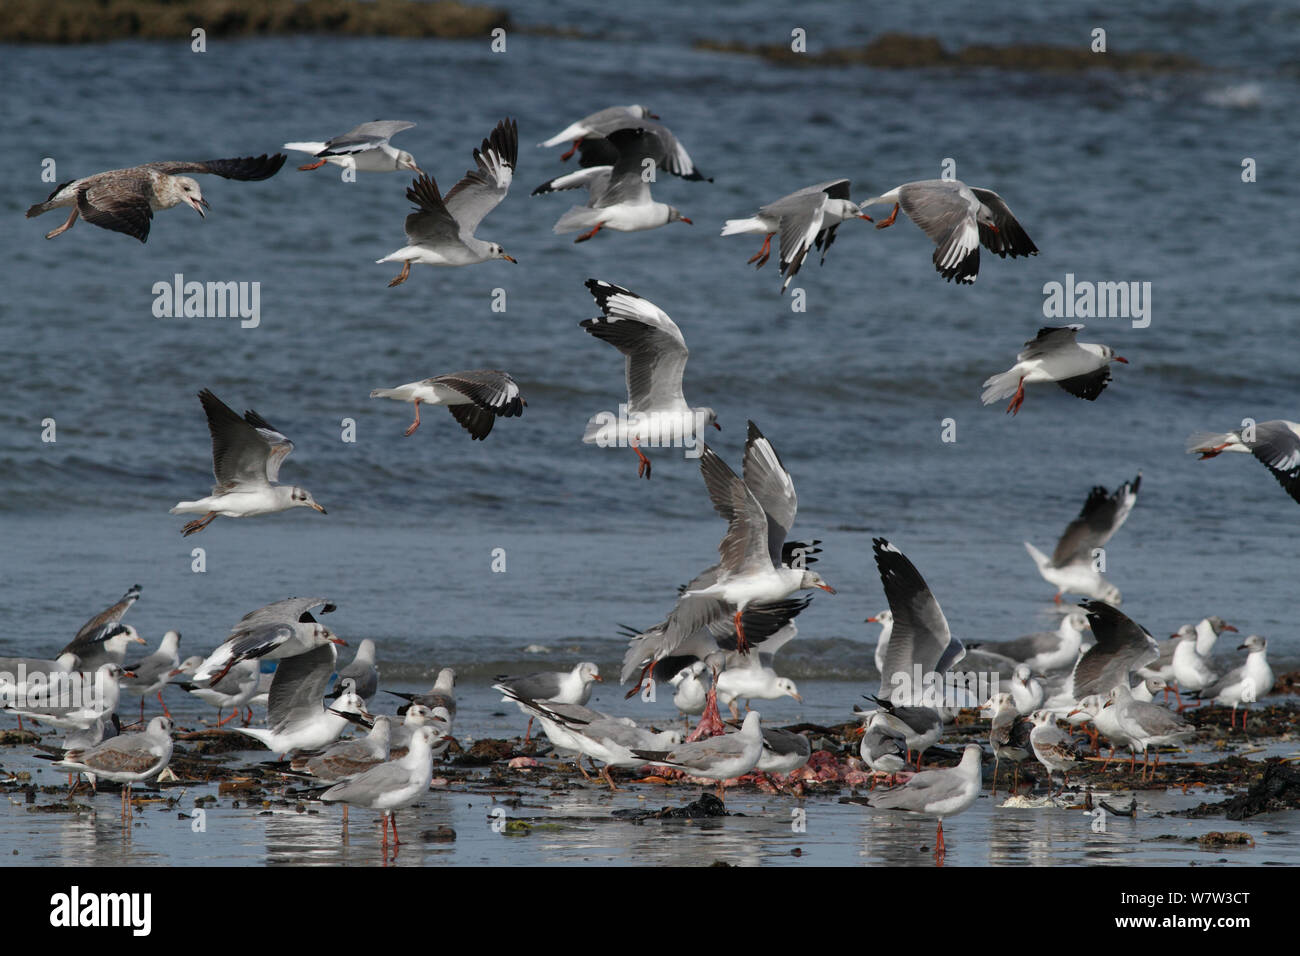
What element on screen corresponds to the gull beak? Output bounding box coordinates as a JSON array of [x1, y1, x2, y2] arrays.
[[329, 636, 348, 647], [858, 213, 873, 222], [1103, 699, 1114, 709], [1066, 708, 1082, 718], [1114, 356, 1129, 364], [648, 113, 661, 120], [679, 217, 693, 225], [1236, 643, 1249, 651], [712, 421, 722, 430], [1222, 624, 1238, 632], [791, 692, 803, 702], [122, 670, 137, 679], [503, 254, 517, 263], [593, 675, 604, 682], [817, 584, 837, 594], [311, 502, 327, 513], [408, 162, 424, 175], [133, 635, 147, 644], [866, 616, 879, 623], [167, 668, 182, 677], [989, 223, 1000, 233], [191, 197, 209, 218]]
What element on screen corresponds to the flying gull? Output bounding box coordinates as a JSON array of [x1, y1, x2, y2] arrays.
[[1024, 473, 1141, 604], [1070, 600, 1160, 701], [285, 121, 421, 173], [982, 325, 1128, 415], [579, 279, 719, 478], [237, 647, 369, 755], [26, 154, 285, 242], [539, 108, 706, 180], [1188, 420, 1300, 505], [191, 596, 344, 684], [371, 369, 525, 440], [378, 118, 517, 285], [171, 389, 326, 536], [721, 179, 872, 292]]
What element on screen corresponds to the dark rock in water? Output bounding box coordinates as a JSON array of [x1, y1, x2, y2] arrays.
[[1179, 761, 1300, 820], [611, 792, 732, 821], [424, 826, 457, 842], [455, 739, 514, 766]]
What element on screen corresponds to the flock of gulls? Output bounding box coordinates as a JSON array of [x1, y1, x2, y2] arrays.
[[12, 102, 1299, 861]]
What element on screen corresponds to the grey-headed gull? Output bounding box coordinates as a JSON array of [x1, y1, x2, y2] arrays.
[[857, 743, 983, 856], [715, 623, 802, 718], [861, 179, 1038, 283], [371, 369, 525, 440], [237, 647, 369, 754], [328, 638, 379, 704], [632, 710, 764, 801], [386, 667, 456, 720], [1010, 665, 1044, 716], [26, 155, 284, 242], [174, 658, 259, 726], [534, 128, 695, 242], [721, 179, 872, 292], [540, 110, 706, 179], [192, 596, 343, 684], [59, 585, 142, 659], [1106, 683, 1194, 778], [871, 538, 965, 705], [986, 692, 1032, 795], [1067, 692, 1134, 768], [61, 625, 147, 671], [1171, 619, 1234, 702], [1071, 600, 1159, 701], [978, 611, 1089, 673], [171, 389, 327, 536], [1028, 710, 1085, 794], [982, 325, 1128, 415], [663, 424, 834, 654], [1024, 474, 1140, 604], [493, 661, 602, 740], [52, 715, 173, 815], [321, 725, 445, 845], [378, 118, 517, 285], [1196, 635, 1273, 729], [756, 727, 811, 776], [867, 609, 894, 675], [580, 278, 719, 479], [3, 663, 131, 730], [285, 121, 421, 173], [1188, 420, 1300, 504], [122, 630, 183, 720]]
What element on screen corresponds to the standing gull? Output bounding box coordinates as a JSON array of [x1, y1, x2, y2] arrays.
[[1024, 473, 1141, 604], [386, 667, 456, 720], [721, 179, 873, 292], [1188, 420, 1300, 505], [171, 389, 326, 536], [52, 716, 174, 816], [1107, 683, 1195, 778], [321, 725, 445, 846], [534, 128, 695, 242], [371, 369, 525, 440], [856, 743, 983, 857], [122, 630, 183, 720], [982, 325, 1128, 415], [378, 118, 517, 285], [1028, 710, 1085, 794], [579, 279, 719, 478], [632, 710, 765, 801], [284, 121, 421, 174], [26, 154, 285, 242], [986, 692, 1033, 796], [1196, 635, 1274, 729], [861, 179, 1038, 283]]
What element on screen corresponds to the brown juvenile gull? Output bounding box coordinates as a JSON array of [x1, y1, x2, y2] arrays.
[[26, 154, 285, 242], [370, 369, 525, 440], [378, 118, 517, 285], [170, 389, 326, 536], [861, 179, 1037, 283]]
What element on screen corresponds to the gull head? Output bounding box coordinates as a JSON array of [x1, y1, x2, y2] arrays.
[[1206, 615, 1237, 636], [774, 677, 802, 703], [1101, 344, 1128, 365], [799, 570, 835, 595], [1097, 581, 1122, 605], [634, 105, 659, 120], [866, 609, 893, 626], [698, 407, 721, 431], [289, 486, 327, 514], [168, 176, 209, 217], [668, 207, 692, 226], [169, 655, 205, 678], [1065, 611, 1090, 633], [488, 243, 516, 263], [1238, 635, 1267, 653], [396, 150, 422, 175], [149, 716, 175, 736], [577, 661, 602, 683], [310, 623, 347, 649], [975, 203, 999, 232]]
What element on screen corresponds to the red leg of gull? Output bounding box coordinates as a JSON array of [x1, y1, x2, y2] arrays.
[[523, 717, 533, 743], [391, 814, 401, 846], [625, 660, 654, 700], [747, 233, 774, 267], [915, 749, 925, 771], [1005, 378, 1026, 416], [573, 222, 604, 243], [1197, 443, 1231, 460], [404, 399, 422, 437], [181, 512, 219, 536], [935, 819, 946, 854], [158, 690, 171, 719], [733, 610, 749, 654], [631, 440, 652, 480], [298, 159, 327, 171], [45, 207, 80, 239], [215, 707, 238, 728], [387, 260, 412, 287], [244, 708, 253, 726], [874, 203, 900, 230], [560, 139, 582, 161]]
